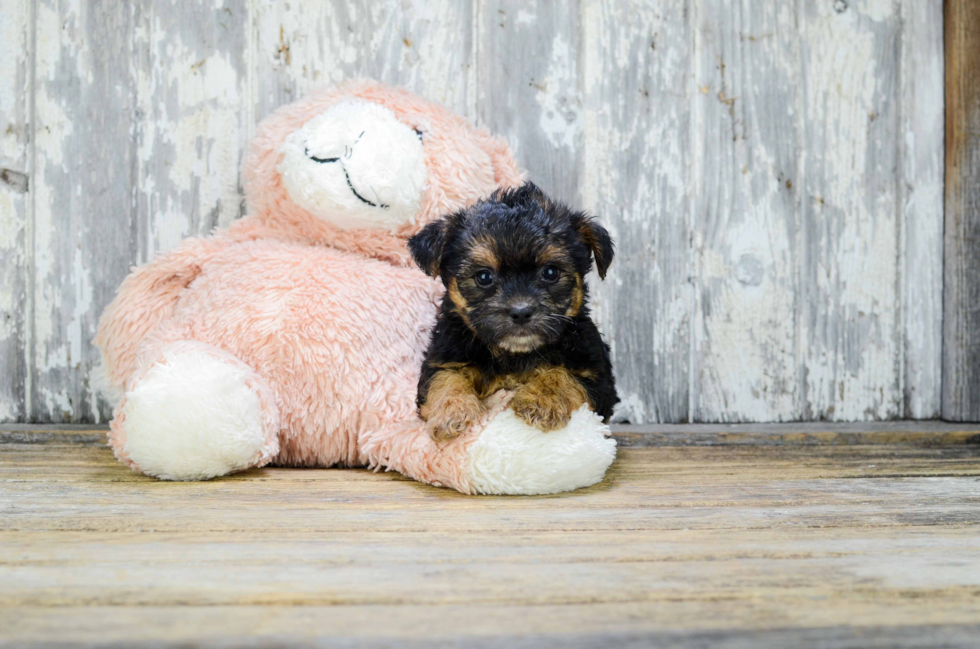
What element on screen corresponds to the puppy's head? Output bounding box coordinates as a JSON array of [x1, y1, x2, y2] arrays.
[[408, 182, 614, 354]]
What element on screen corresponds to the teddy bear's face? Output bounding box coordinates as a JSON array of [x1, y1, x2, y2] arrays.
[[277, 99, 429, 231]]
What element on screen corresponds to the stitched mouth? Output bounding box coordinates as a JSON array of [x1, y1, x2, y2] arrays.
[[304, 147, 390, 210]]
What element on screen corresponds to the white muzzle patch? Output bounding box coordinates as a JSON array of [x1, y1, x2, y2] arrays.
[[277, 99, 428, 231]]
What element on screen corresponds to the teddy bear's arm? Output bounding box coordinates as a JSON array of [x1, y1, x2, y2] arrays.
[[94, 234, 235, 393]]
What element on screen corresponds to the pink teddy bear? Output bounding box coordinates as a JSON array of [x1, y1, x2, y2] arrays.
[[95, 80, 615, 495]]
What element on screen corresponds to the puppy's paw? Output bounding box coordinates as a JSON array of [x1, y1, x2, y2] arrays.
[[510, 392, 576, 432], [424, 395, 485, 441], [509, 367, 589, 432]]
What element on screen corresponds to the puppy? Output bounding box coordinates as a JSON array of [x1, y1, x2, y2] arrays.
[[408, 182, 618, 440]]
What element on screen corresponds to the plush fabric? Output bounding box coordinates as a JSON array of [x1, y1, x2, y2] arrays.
[[277, 98, 428, 230], [111, 341, 281, 481], [94, 79, 616, 494], [466, 405, 616, 496]]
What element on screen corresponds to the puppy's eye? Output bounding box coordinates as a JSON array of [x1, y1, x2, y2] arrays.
[[414, 128, 424, 141], [474, 269, 495, 287], [540, 265, 560, 283]]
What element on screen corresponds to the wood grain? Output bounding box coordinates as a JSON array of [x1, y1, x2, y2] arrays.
[[1, 438, 979, 646], [6, 420, 980, 448], [943, 0, 980, 421], [132, 0, 251, 259], [693, 0, 801, 422], [30, 0, 138, 423], [2, 608, 979, 648], [901, 0, 944, 418], [583, 0, 692, 424], [477, 0, 582, 201], [0, 0, 952, 424], [0, 0, 32, 423], [253, 0, 476, 123], [800, 0, 904, 420]]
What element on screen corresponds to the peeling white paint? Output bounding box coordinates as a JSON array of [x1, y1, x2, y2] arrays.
[[0, 0, 29, 165], [900, 0, 943, 419], [0, 0, 31, 421], [135, 5, 248, 256], [613, 393, 647, 425], [802, 0, 901, 420], [69, 246, 93, 369], [0, 0, 947, 423], [255, 0, 474, 122], [863, 0, 896, 23], [583, 0, 692, 423], [693, 0, 801, 423], [535, 33, 580, 151], [32, 0, 79, 388], [0, 191, 22, 251], [514, 9, 535, 26]]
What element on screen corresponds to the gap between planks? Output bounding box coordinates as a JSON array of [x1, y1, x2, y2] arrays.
[[3, 421, 979, 448]]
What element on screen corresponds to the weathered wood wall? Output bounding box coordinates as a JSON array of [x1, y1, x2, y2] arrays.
[[0, 0, 946, 424], [943, 0, 980, 421]]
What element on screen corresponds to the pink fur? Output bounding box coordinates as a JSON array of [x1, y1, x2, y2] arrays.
[[235, 79, 524, 265], [95, 80, 524, 493]]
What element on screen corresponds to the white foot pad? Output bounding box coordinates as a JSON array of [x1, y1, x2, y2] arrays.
[[121, 349, 273, 481], [465, 405, 617, 495]]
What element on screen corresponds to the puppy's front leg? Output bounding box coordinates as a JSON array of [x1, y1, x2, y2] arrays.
[[510, 367, 588, 432], [419, 366, 485, 441]]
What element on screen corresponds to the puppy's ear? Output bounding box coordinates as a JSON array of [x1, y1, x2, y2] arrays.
[[573, 214, 615, 279], [408, 219, 449, 276]]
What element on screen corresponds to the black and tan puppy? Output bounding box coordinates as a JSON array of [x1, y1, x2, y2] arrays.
[[408, 182, 618, 440]]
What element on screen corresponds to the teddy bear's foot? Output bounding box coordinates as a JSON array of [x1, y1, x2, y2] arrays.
[[464, 404, 617, 495], [361, 398, 616, 496], [109, 342, 280, 481]]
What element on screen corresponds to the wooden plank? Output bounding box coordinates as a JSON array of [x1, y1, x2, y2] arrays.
[[477, 0, 582, 200], [0, 0, 31, 423], [692, 0, 801, 422], [1, 442, 979, 646], [30, 0, 138, 422], [131, 0, 251, 259], [5, 421, 980, 448], [29, 0, 249, 423], [901, 0, 943, 418], [800, 0, 903, 420], [252, 0, 476, 123], [611, 422, 980, 447], [943, 0, 980, 421], [581, 0, 691, 423], [3, 528, 980, 607], [0, 1, 949, 427], [2, 444, 979, 533], [1, 608, 978, 649]]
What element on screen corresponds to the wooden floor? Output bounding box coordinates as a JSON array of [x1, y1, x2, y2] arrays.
[[2, 424, 980, 648]]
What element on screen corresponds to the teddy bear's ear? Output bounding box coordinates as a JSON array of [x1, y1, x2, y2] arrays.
[[571, 213, 615, 279], [408, 219, 450, 276]]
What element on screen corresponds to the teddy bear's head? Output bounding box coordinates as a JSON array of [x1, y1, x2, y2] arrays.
[[240, 80, 524, 263]]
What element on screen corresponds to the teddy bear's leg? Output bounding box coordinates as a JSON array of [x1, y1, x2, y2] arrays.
[[108, 341, 280, 481], [360, 394, 617, 495], [458, 404, 617, 495]]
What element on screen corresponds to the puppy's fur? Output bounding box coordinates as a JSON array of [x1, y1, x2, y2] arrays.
[[408, 182, 618, 440]]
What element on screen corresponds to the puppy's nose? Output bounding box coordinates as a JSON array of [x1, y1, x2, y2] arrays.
[[508, 303, 534, 325]]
